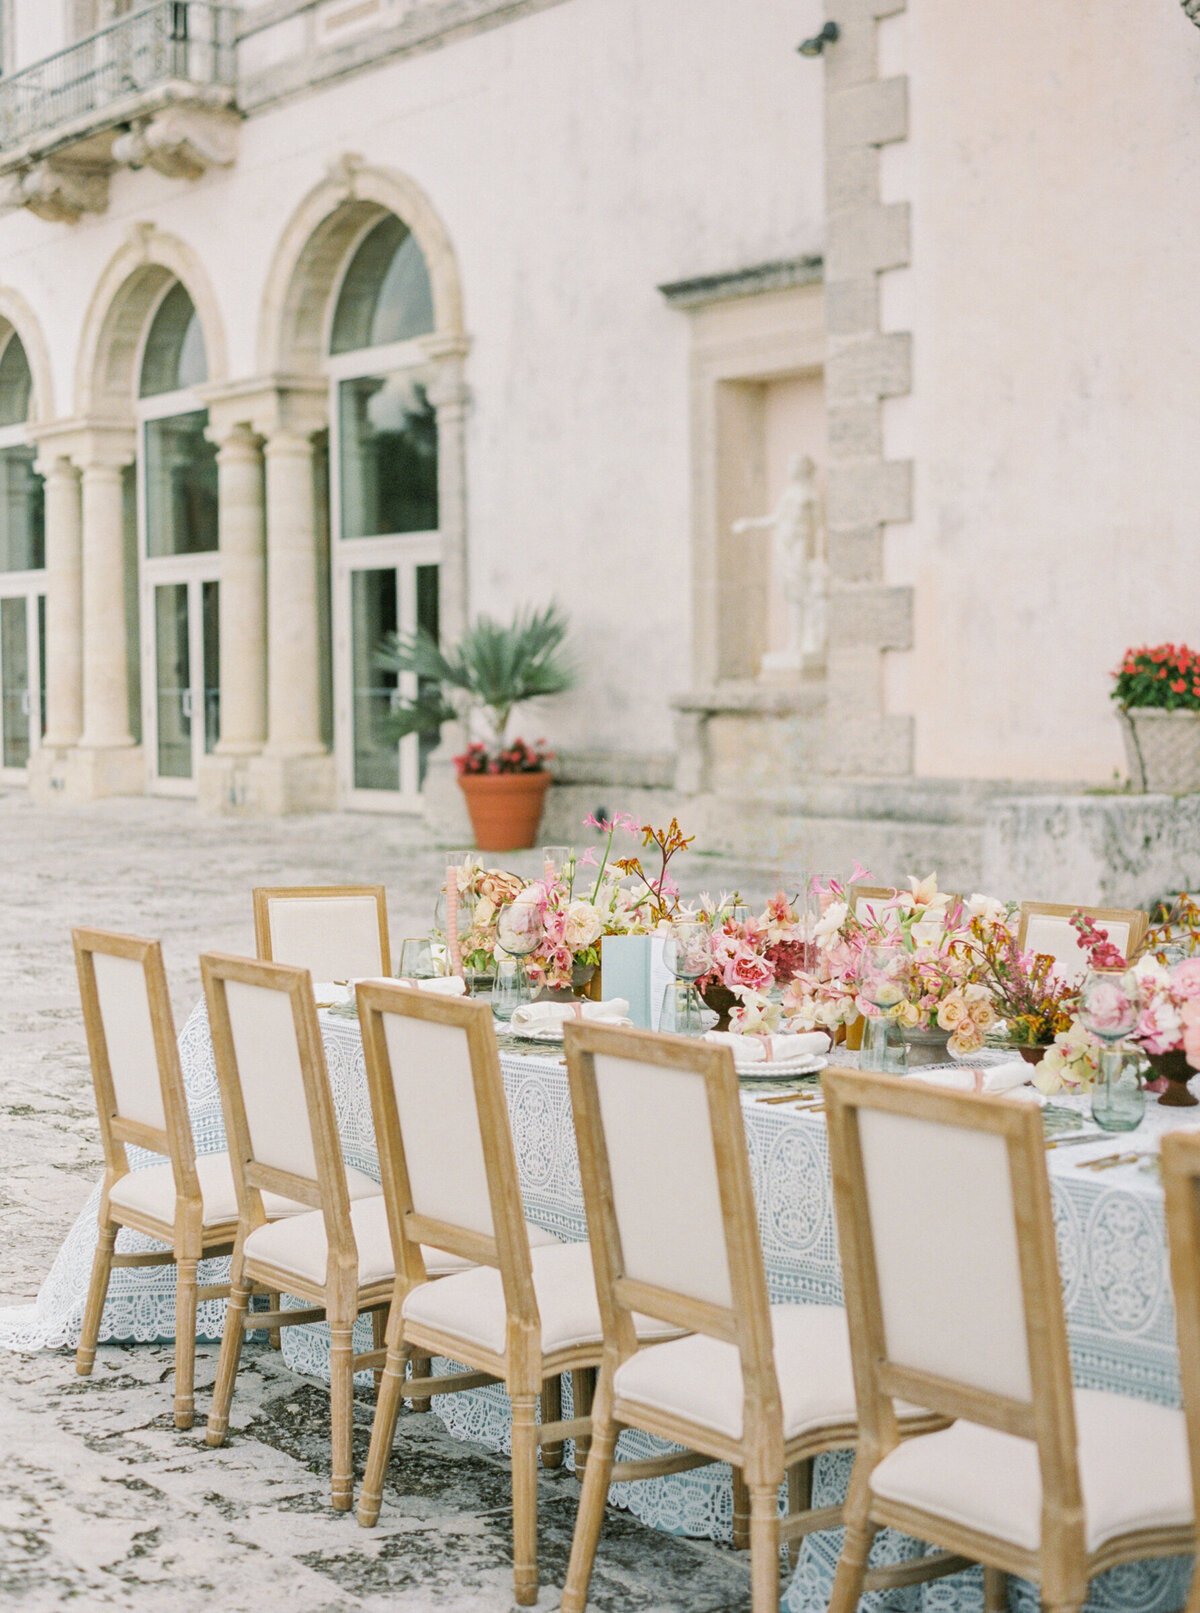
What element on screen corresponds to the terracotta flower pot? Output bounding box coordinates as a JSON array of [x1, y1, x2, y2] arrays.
[[1147, 1047, 1199, 1107], [457, 771, 551, 852]]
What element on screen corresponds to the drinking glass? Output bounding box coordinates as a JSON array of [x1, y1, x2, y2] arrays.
[[496, 899, 542, 1006], [1080, 968, 1144, 1131], [859, 945, 910, 1073], [492, 957, 530, 1022], [398, 937, 437, 980], [660, 919, 711, 1035]]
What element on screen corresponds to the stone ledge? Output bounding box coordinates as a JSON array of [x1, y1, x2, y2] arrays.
[[671, 682, 826, 718], [658, 256, 824, 309]]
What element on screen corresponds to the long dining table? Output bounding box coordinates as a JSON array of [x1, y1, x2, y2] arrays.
[[1, 999, 1194, 1613]]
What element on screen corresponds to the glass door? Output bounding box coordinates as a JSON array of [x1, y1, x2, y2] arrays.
[[335, 550, 439, 807], [145, 571, 218, 791], [0, 587, 43, 779]]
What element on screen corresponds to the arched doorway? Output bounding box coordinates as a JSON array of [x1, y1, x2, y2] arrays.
[[136, 279, 220, 790], [257, 162, 467, 814], [327, 213, 440, 803], [0, 330, 46, 779]]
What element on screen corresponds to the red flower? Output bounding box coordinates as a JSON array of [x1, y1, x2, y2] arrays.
[[1172, 680, 1187, 694]]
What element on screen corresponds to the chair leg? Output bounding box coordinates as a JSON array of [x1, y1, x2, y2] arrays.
[[173, 1255, 199, 1430], [732, 1466, 751, 1549], [268, 1291, 282, 1351], [205, 1272, 251, 1447], [828, 1453, 877, 1613], [572, 1365, 596, 1479], [409, 1353, 433, 1413], [786, 1458, 812, 1568], [749, 1482, 782, 1613], [511, 1392, 541, 1607], [76, 1220, 117, 1377], [329, 1321, 355, 1512], [371, 1304, 387, 1391], [358, 1319, 409, 1528], [560, 1376, 618, 1613], [984, 1565, 1007, 1612], [541, 1373, 564, 1470]]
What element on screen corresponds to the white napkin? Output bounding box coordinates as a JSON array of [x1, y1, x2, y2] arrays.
[[910, 1059, 1039, 1100], [702, 1030, 830, 1063], [510, 998, 632, 1033]]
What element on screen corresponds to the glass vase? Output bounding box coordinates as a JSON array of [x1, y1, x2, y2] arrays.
[[1091, 1048, 1145, 1132]]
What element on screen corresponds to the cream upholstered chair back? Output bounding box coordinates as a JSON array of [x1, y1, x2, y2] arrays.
[[357, 981, 534, 1287], [848, 885, 899, 929], [1017, 902, 1147, 985], [564, 1022, 774, 1366], [73, 927, 196, 1188], [823, 1066, 1080, 1481], [253, 885, 391, 981], [201, 953, 352, 1232]]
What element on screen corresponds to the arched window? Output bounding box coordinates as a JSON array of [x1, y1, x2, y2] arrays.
[[137, 281, 220, 786], [328, 213, 440, 801], [0, 330, 45, 775]]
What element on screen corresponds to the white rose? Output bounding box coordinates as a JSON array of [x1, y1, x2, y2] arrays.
[[814, 901, 848, 941], [563, 900, 603, 950]]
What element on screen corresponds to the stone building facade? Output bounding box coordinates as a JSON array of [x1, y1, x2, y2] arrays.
[[0, 0, 1198, 884]]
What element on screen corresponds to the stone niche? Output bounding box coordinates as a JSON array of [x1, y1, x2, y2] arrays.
[[659, 259, 828, 802]]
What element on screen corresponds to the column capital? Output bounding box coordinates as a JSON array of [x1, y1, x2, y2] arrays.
[[198, 374, 328, 443], [207, 419, 263, 458]]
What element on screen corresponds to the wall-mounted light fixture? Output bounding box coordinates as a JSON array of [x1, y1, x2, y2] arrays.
[[797, 20, 839, 55]]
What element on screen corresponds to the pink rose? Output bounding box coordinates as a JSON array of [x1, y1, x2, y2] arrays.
[[723, 947, 772, 995], [1170, 959, 1200, 1001], [1082, 977, 1136, 1037], [1184, 1000, 1200, 1072]]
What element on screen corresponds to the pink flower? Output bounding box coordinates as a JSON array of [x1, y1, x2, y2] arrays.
[[1083, 977, 1136, 1036], [1184, 1000, 1200, 1072], [1170, 959, 1200, 1001], [723, 947, 772, 995]]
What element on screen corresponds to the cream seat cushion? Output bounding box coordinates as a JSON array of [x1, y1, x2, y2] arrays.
[[243, 1195, 562, 1289], [611, 1303, 928, 1443], [869, 1389, 1192, 1553], [401, 1241, 679, 1355], [108, 1152, 381, 1227]]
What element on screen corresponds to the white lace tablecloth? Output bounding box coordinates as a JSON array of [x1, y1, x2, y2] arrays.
[[1, 1003, 1194, 1613]]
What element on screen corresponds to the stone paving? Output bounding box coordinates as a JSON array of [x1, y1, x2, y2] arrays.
[[0, 790, 778, 1611]]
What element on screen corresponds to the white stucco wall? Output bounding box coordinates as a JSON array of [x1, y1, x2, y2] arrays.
[[0, 0, 824, 761], [890, 0, 1200, 784]]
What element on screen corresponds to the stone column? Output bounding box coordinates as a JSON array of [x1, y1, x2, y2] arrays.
[[39, 455, 83, 748], [214, 425, 266, 756], [79, 456, 133, 751], [245, 422, 335, 813], [263, 429, 323, 757]]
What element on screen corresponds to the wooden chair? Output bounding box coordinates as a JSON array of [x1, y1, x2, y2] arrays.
[[558, 1023, 955, 1613], [1160, 1128, 1200, 1613], [201, 952, 418, 1509], [353, 983, 679, 1606], [847, 883, 899, 926], [1017, 902, 1147, 985], [823, 1065, 1194, 1613], [253, 885, 391, 980], [73, 926, 262, 1430]]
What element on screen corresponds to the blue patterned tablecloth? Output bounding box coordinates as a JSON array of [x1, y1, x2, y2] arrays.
[[1, 1001, 1193, 1612]]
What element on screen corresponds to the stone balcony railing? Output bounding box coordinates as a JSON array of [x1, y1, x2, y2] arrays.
[[0, 1, 239, 222]]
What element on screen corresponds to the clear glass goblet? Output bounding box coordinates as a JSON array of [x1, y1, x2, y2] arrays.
[[859, 945, 911, 1073], [660, 919, 711, 1035], [1079, 968, 1144, 1131], [398, 937, 437, 981]]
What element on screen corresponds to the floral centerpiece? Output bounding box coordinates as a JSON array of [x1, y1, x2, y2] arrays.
[[695, 889, 813, 1033], [781, 875, 1011, 1058]]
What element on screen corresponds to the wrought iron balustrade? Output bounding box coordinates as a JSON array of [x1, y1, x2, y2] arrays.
[[0, 2, 237, 156]]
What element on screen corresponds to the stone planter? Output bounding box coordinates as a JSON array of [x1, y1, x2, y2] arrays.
[[457, 770, 551, 851], [899, 1025, 955, 1067], [1118, 708, 1200, 794]]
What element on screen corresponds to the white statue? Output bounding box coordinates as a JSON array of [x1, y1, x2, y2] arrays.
[[733, 452, 827, 674]]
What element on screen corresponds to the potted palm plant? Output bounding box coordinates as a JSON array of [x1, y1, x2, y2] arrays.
[[376, 603, 575, 851]]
